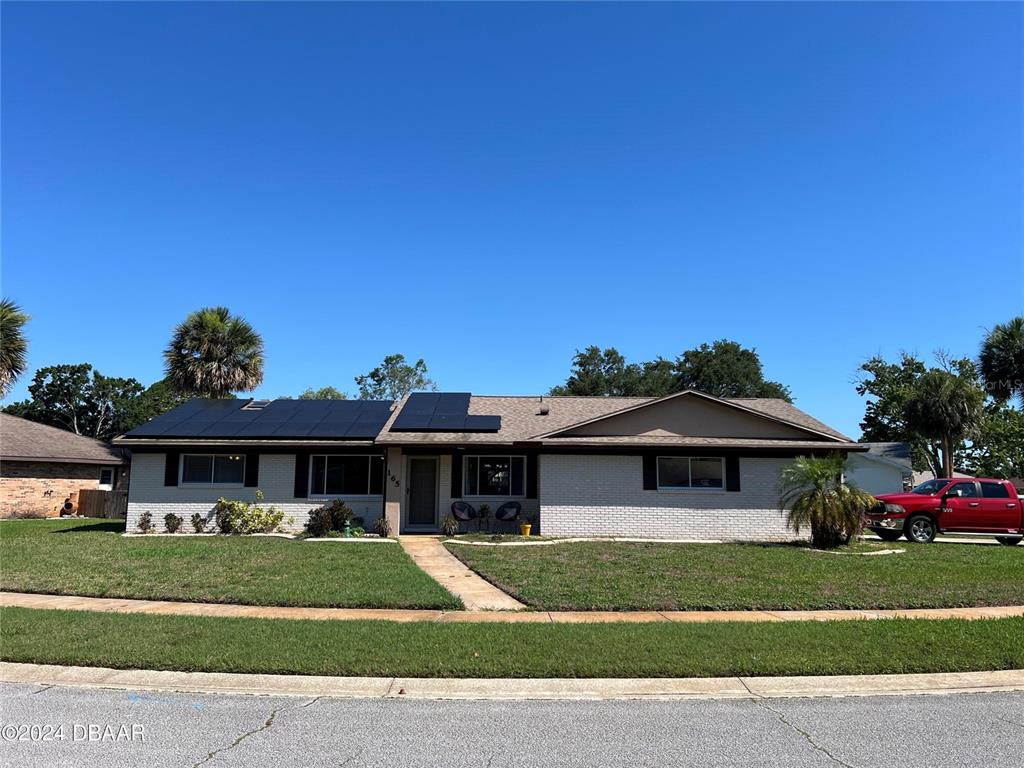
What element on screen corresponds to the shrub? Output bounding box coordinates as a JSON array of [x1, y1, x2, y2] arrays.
[[214, 490, 286, 535], [304, 505, 334, 538], [191, 513, 208, 533], [441, 515, 460, 537], [374, 515, 392, 537], [164, 513, 182, 533], [8, 509, 48, 520], [351, 526, 365, 537], [137, 511, 153, 534]]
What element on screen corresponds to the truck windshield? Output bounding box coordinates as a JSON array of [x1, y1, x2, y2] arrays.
[[911, 479, 948, 495]]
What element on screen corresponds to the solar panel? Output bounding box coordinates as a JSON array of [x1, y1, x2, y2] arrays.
[[390, 392, 501, 433]]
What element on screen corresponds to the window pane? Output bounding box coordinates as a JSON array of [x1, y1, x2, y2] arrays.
[[950, 482, 978, 498], [100, 468, 114, 485], [182, 455, 213, 484], [690, 458, 723, 489], [369, 456, 384, 495], [980, 482, 1010, 499], [657, 457, 689, 488], [325, 456, 370, 495], [465, 457, 478, 495], [479, 457, 511, 495], [213, 455, 245, 484], [510, 457, 525, 496], [311, 456, 327, 495]]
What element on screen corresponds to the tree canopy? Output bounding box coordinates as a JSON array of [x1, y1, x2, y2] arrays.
[[549, 340, 791, 401], [0, 298, 30, 399], [980, 316, 1024, 405], [297, 386, 347, 400], [355, 354, 436, 400], [164, 306, 264, 398]]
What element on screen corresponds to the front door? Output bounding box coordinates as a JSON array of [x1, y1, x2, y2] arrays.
[[407, 458, 438, 528]]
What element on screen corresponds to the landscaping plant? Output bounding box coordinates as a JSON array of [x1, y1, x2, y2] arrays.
[[213, 490, 286, 535], [374, 515, 392, 537], [163, 513, 182, 534], [190, 513, 207, 533], [778, 454, 876, 549], [441, 514, 460, 537], [137, 511, 153, 534]]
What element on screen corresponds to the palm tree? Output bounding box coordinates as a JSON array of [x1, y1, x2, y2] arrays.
[[980, 316, 1024, 405], [0, 299, 30, 398], [903, 369, 984, 478], [164, 307, 264, 398], [778, 454, 876, 549]]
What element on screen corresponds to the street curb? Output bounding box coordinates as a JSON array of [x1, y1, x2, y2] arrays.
[[2, 663, 1022, 701]]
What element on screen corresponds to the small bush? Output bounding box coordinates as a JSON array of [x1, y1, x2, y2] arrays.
[[191, 513, 207, 533], [305, 505, 333, 538], [164, 513, 182, 534], [8, 509, 48, 520], [374, 515, 392, 538], [441, 515, 460, 537], [351, 526, 365, 537], [214, 490, 285, 535], [137, 511, 153, 534]]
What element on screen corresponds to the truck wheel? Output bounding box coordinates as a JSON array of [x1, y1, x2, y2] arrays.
[[876, 530, 902, 542], [995, 536, 1023, 546], [905, 515, 937, 543]]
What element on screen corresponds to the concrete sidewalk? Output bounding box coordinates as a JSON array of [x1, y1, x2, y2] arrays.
[[3, 591, 1024, 623], [398, 536, 526, 611], [2, 662, 1022, 701]]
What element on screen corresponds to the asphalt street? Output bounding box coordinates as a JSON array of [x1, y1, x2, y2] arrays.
[[1, 682, 1022, 767]]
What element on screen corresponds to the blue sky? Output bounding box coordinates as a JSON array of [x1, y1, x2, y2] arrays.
[[2, 2, 1021, 438]]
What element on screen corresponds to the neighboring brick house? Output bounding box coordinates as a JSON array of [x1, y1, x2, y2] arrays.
[[0, 414, 129, 518], [114, 391, 865, 540]]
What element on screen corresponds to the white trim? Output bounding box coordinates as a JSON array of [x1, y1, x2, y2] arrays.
[[308, 454, 385, 497], [179, 453, 246, 488], [463, 455, 527, 498], [655, 456, 726, 492]]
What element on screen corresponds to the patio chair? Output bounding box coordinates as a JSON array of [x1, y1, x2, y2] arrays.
[[451, 501, 478, 521], [494, 501, 521, 522]]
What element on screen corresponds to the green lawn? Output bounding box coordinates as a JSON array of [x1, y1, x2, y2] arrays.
[[2, 607, 1022, 678], [445, 540, 1024, 611], [0, 519, 460, 610]]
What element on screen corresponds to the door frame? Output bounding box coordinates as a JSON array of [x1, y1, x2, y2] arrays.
[[403, 456, 439, 533]]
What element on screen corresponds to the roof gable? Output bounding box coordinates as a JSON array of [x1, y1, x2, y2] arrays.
[[535, 390, 848, 442]]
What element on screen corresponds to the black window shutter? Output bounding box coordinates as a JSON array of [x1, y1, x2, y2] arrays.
[[726, 456, 741, 492], [164, 451, 180, 486], [526, 454, 538, 499], [450, 453, 463, 499], [293, 452, 309, 498], [642, 454, 657, 490], [244, 453, 260, 487]]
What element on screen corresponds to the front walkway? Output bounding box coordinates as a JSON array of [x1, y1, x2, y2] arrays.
[[398, 536, 526, 611], [3, 591, 1023, 623]]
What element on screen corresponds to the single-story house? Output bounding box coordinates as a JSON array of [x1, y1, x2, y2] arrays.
[[114, 390, 865, 540], [0, 413, 129, 518], [843, 442, 913, 495]]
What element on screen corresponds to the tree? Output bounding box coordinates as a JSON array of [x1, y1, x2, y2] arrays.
[[961, 402, 1024, 479], [120, 378, 192, 433], [674, 340, 792, 401], [355, 354, 436, 400], [777, 454, 876, 549], [549, 347, 643, 396], [297, 386, 347, 400], [164, 307, 264, 398], [980, 316, 1024, 405], [4, 364, 144, 439], [903, 369, 985, 478], [0, 298, 30, 398]]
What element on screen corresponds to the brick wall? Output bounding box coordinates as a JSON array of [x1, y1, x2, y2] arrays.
[[539, 454, 799, 540], [125, 453, 383, 533], [0, 461, 107, 517]]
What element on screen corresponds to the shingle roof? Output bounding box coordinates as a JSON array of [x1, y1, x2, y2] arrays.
[[859, 442, 913, 470], [0, 414, 126, 464]]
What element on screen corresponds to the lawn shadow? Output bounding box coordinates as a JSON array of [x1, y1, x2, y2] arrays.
[[52, 521, 126, 534]]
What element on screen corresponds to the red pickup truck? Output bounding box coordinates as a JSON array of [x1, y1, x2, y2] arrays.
[[866, 478, 1024, 545]]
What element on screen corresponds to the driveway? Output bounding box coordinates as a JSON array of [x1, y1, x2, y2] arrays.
[[2, 682, 1021, 767]]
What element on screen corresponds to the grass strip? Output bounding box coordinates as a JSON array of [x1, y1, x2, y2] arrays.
[[2, 608, 1022, 678], [446, 540, 1024, 611]]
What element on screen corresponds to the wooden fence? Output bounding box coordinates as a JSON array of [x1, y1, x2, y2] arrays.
[[77, 489, 128, 519]]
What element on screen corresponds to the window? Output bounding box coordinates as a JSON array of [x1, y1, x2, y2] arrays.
[[181, 454, 245, 485], [981, 482, 1011, 499], [464, 456, 525, 497], [99, 468, 114, 487], [911, 479, 947, 495], [948, 481, 978, 498], [310, 455, 384, 496], [657, 457, 724, 490]]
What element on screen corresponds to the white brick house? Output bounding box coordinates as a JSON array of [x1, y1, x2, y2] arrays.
[[115, 390, 864, 539]]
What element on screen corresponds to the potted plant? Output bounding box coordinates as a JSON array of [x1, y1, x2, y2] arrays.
[[477, 503, 491, 532], [519, 514, 534, 537]]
